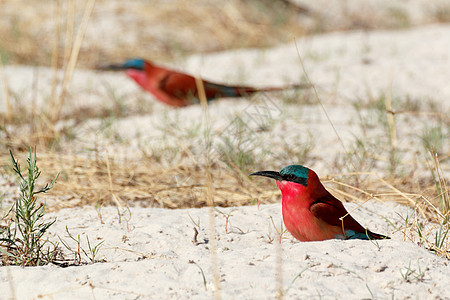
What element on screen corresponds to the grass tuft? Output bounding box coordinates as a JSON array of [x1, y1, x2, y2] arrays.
[[1, 147, 59, 266]]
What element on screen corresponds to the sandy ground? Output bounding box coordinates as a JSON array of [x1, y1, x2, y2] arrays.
[[2, 202, 449, 299], [1, 23, 449, 299]]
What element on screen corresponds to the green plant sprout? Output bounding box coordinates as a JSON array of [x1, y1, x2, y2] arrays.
[[1, 147, 59, 266]]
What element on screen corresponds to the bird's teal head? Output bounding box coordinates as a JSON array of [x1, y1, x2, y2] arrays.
[[122, 58, 145, 70], [249, 164, 310, 187], [99, 58, 146, 71]]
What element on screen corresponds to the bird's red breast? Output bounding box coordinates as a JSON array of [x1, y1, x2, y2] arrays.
[[127, 62, 190, 107], [126, 69, 147, 89]]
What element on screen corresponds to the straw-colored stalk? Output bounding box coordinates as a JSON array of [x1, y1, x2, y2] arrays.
[[50, 0, 95, 125], [384, 84, 397, 146], [196, 76, 221, 298], [0, 55, 12, 123]]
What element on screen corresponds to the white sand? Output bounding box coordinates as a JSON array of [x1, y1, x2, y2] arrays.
[[2, 202, 449, 299], [1, 24, 449, 299]]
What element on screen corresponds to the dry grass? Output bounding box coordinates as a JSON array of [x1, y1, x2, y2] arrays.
[[0, 0, 306, 68], [0, 151, 268, 211], [0, 146, 445, 215], [2, 0, 449, 69]]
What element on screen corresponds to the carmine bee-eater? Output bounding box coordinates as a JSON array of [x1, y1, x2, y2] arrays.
[[100, 58, 308, 107], [250, 165, 390, 242]]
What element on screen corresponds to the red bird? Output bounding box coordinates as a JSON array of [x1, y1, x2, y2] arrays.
[[101, 58, 308, 107], [250, 165, 389, 242]]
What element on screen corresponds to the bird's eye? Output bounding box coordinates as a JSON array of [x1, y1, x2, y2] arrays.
[[286, 174, 296, 181]]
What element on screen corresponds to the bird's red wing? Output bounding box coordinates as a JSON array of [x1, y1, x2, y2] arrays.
[[158, 72, 198, 98], [310, 195, 366, 232], [159, 72, 250, 99]]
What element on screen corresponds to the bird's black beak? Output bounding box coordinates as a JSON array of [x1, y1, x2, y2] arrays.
[[97, 63, 126, 71], [249, 170, 283, 181]]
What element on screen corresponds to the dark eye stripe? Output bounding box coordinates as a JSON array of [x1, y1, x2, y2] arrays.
[[283, 174, 307, 186]]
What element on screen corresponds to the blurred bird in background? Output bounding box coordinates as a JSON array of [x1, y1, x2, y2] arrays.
[[100, 58, 309, 107]]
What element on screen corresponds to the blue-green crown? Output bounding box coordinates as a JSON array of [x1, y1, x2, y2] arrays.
[[123, 58, 145, 70], [279, 165, 309, 186]]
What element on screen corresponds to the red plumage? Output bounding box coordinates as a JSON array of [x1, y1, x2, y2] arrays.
[[251, 165, 389, 242]]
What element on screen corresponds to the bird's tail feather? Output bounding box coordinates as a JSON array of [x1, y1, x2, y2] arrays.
[[367, 230, 390, 240], [338, 230, 390, 240], [203, 82, 312, 101], [242, 83, 311, 94]]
